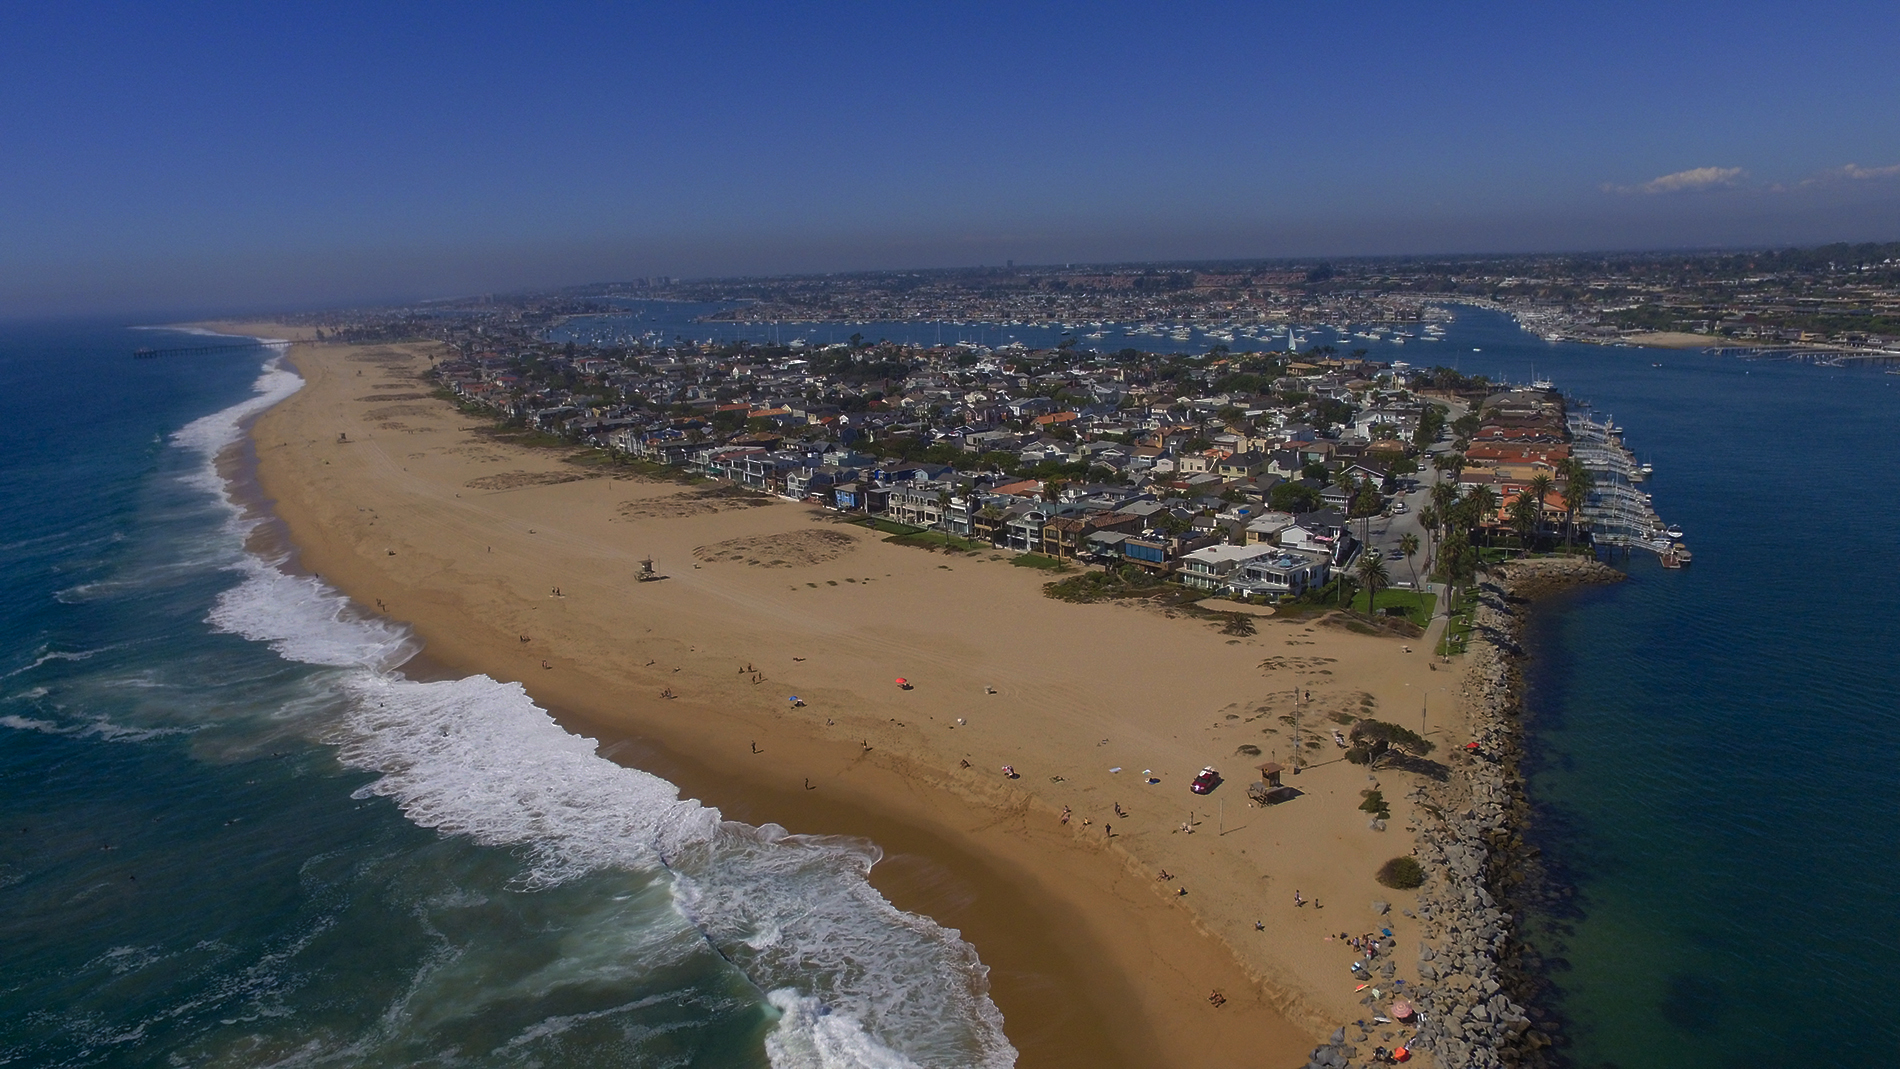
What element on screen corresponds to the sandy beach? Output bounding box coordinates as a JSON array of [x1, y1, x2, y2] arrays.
[[1623, 331, 1715, 350], [236, 332, 1468, 1067]]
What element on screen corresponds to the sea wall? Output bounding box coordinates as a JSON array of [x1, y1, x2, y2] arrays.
[[1304, 556, 1622, 1069]]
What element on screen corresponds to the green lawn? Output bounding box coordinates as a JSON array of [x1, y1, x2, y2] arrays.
[[847, 516, 925, 536], [888, 529, 989, 552], [1349, 588, 1437, 627], [1436, 588, 1481, 656], [846, 516, 988, 552]]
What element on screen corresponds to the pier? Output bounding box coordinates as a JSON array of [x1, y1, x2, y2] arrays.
[[133, 340, 285, 360]]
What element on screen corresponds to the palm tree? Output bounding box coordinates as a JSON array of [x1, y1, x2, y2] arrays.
[[1525, 472, 1555, 548], [1430, 480, 1461, 532], [1558, 459, 1594, 550], [1418, 505, 1440, 573], [1399, 532, 1421, 593], [1439, 530, 1476, 628], [1508, 490, 1539, 555], [1355, 550, 1390, 617], [1465, 484, 1499, 546], [977, 503, 1004, 545]]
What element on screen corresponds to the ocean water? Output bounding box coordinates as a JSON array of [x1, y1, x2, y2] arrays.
[[0, 322, 1014, 1069], [9, 312, 1897, 1069]]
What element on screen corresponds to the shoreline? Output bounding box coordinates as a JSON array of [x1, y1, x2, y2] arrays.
[[232, 333, 1349, 1067]]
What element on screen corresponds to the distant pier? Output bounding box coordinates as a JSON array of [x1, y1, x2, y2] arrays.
[[132, 340, 285, 360]]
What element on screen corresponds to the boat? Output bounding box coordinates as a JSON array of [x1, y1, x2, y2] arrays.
[[1664, 525, 1683, 539], [1671, 542, 1693, 566]]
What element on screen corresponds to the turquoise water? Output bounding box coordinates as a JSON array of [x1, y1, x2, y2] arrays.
[[0, 322, 1013, 1068]]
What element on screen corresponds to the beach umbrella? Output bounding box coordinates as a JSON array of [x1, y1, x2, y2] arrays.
[[1391, 999, 1414, 1020], [895, 677, 908, 687]]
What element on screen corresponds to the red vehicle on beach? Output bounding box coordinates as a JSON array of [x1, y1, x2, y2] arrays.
[[1190, 766, 1221, 794]]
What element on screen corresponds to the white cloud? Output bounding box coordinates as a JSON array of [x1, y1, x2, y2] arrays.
[[1834, 162, 1900, 181], [1608, 166, 1747, 195]]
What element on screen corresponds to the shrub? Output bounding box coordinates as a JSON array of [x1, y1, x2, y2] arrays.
[[1235, 744, 1262, 757], [1348, 719, 1435, 759], [1359, 789, 1390, 818], [1221, 613, 1257, 637], [1376, 856, 1425, 889]]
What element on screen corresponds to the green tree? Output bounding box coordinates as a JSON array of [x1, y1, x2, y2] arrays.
[[1418, 506, 1440, 572], [1464, 485, 1499, 546], [1525, 472, 1555, 544], [1558, 459, 1594, 549], [1399, 532, 1421, 593], [1270, 482, 1323, 514], [1439, 531, 1477, 620], [1430, 480, 1462, 528], [1508, 489, 1539, 554], [1355, 551, 1390, 617]]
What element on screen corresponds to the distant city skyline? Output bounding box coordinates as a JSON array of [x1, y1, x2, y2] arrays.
[[4, 1, 1898, 318]]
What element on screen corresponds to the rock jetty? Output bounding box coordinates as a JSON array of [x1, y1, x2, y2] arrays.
[[1303, 555, 1622, 1069]]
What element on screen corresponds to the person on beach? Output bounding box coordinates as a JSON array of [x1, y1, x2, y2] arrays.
[[1294, 890, 1304, 907], [1061, 806, 1071, 824]]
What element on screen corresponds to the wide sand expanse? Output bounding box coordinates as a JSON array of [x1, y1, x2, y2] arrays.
[[240, 334, 1466, 1067]]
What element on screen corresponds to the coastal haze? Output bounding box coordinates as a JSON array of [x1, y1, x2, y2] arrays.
[[5, 4, 1900, 1069]]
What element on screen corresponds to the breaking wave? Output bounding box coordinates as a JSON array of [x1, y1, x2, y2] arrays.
[[193, 358, 1015, 1069]]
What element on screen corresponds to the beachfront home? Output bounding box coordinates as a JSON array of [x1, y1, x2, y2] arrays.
[[1177, 543, 1281, 591], [1281, 511, 1352, 561], [1040, 511, 1145, 559], [1222, 549, 1331, 602]]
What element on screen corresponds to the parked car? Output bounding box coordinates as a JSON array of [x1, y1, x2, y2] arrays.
[[1190, 766, 1222, 794]]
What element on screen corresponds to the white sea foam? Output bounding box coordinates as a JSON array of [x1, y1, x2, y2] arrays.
[[0, 714, 63, 734], [208, 559, 416, 671], [0, 711, 182, 742], [187, 358, 1017, 1068], [765, 991, 925, 1069], [2, 643, 118, 679]]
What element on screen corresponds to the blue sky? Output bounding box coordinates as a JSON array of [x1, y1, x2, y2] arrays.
[[4, 1, 1898, 316]]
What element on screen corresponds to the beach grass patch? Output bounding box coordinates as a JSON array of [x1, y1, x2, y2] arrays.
[[1009, 553, 1071, 571], [1235, 744, 1262, 757], [1359, 789, 1391, 819]]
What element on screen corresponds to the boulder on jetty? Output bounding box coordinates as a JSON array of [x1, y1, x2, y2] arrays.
[[1399, 556, 1620, 1067]]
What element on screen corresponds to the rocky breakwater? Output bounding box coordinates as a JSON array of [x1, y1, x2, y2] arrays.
[[1304, 556, 1622, 1069]]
